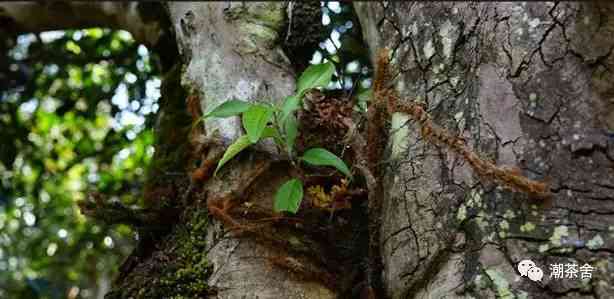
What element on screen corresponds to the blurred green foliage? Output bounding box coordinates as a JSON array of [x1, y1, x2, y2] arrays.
[[0, 28, 160, 298], [316, 1, 372, 92]]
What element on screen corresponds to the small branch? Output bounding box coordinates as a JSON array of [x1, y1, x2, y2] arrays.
[[78, 192, 168, 228]]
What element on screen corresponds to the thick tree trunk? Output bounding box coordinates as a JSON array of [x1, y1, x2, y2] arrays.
[[3, 1, 614, 298], [104, 2, 338, 298], [356, 2, 614, 298], [161, 2, 335, 298]]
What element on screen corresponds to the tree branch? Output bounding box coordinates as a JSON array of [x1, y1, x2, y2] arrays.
[[0, 2, 164, 45]]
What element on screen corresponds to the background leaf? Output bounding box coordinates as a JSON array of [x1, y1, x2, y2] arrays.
[[296, 61, 335, 96], [284, 114, 298, 155], [262, 126, 280, 139], [0, 28, 161, 296], [274, 179, 304, 213], [242, 104, 273, 143], [214, 135, 251, 175], [204, 100, 252, 118], [280, 95, 300, 122], [262, 126, 284, 146], [301, 148, 352, 178], [355, 88, 372, 113]]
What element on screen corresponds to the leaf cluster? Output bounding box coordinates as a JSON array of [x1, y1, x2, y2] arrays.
[[203, 62, 352, 213]]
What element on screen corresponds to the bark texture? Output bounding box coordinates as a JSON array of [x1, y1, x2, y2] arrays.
[[4, 1, 614, 298], [355, 2, 614, 298], [166, 2, 335, 298]]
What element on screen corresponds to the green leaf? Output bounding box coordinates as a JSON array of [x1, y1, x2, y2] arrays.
[[284, 114, 298, 155], [214, 135, 251, 176], [280, 95, 301, 122], [214, 127, 280, 176], [242, 104, 273, 143], [261, 126, 279, 139], [296, 61, 335, 96], [355, 88, 372, 113], [204, 100, 252, 118], [260, 127, 283, 147], [274, 179, 304, 213], [301, 148, 352, 178], [262, 126, 284, 147]]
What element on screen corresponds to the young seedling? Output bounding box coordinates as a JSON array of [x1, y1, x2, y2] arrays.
[[203, 61, 353, 214]]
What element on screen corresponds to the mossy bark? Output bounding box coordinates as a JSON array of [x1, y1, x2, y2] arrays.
[[107, 2, 340, 298]]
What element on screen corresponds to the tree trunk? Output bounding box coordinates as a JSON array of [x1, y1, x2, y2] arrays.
[[3, 2, 614, 298], [145, 2, 336, 298], [109, 2, 342, 298], [355, 2, 614, 298]]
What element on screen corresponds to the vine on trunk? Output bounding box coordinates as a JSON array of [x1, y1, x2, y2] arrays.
[[371, 48, 552, 199]]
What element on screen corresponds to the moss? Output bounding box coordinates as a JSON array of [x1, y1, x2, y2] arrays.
[[587, 234, 604, 250], [467, 189, 483, 208], [282, 1, 327, 73], [154, 208, 214, 297], [236, 22, 279, 54], [456, 204, 467, 221], [538, 244, 549, 253], [225, 3, 285, 29], [225, 3, 285, 55], [106, 60, 214, 298], [110, 208, 213, 299], [476, 211, 489, 231], [247, 3, 285, 29], [520, 222, 535, 233], [549, 225, 569, 246], [503, 210, 516, 219], [142, 64, 192, 207], [485, 269, 514, 299], [499, 220, 509, 231]]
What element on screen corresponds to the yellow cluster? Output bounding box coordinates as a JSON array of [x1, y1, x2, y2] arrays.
[[306, 179, 350, 210], [307, 185, 332, 209]]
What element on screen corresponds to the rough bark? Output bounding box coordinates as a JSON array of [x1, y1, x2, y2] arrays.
[[165, 3, 340, 298], [104, 2, 341, 298], [355, 2, 614, 298], [5, 1, 614, 298]]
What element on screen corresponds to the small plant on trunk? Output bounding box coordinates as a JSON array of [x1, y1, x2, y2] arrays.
[[203, 61, 352, 214]]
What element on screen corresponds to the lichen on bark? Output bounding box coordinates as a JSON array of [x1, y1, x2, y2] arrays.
[[356, 2, 614, 298]]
